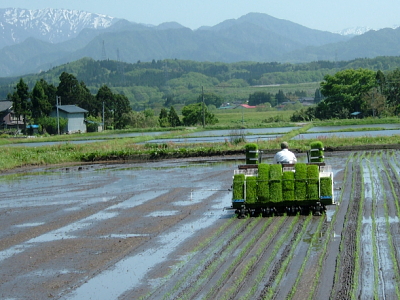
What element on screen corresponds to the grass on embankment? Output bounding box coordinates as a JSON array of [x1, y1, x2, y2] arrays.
[[2, 117, 400, 171]]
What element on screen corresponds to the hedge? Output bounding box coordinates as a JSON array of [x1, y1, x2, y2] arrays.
[[233, 174, 245, 200], [257, 164, 270, 203]]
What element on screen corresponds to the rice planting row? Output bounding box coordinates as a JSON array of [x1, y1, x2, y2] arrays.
[[329, 153, 361, 300], [360, 152, 379, 298], [144, 217, 290, 300], [164, 218, 261, 300], [372, 152, 400, 298], [327, 150, 400, 299]]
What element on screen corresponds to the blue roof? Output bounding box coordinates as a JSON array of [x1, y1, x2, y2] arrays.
[[350, 112, 361, 116]]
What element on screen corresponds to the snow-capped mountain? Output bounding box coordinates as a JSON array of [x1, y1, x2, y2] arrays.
[[0, 8, 118, 48], [337, 25, 400, 36], [337, 26, 373, 36]]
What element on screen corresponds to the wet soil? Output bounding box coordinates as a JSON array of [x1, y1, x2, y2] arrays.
[[1, 151, 400, 299]]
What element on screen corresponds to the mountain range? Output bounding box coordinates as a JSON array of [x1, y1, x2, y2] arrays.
[[0, 8, 400, 77]]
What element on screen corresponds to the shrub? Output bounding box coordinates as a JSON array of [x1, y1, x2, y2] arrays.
[[245, 143, 258, 164], [233, 174, 245, 200], [257, 164, 270, 203], [246, 176, 258, 203]]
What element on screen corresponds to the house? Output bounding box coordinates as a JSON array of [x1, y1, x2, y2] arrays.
[[218, 103, 236, 109], [50, 105, 88, 133], [234, 104, 257, 109], [0, 100, 23, 130], [298, 97, 315, 106]]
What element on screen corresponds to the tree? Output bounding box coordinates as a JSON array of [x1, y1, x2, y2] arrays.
[[114, 94, 131, 129], [164, 95, 174, 107], [168, 106, 181, 127], [77, 81, 95, 115], [181, 103, 218, 126], [196, 93, 224, 108], [318, 68, 376, 119], [275, 90, 286, 105], [314, 88, 323, 103], [125, 111, 146, 128], [31, 80, 52, 120], [124, 110, 157, 128], [11, 78, 31, 132], [57, 72, 81, 105], [159, 108, 169, 127], [361, 87, 387, 117], [385, 68, 400, 110], [376, 70, 386, 94], [39, 79, 57, 108], [96, 85, 115, 129], [36, 116, 67, 135], [248, 91, 274, 106]]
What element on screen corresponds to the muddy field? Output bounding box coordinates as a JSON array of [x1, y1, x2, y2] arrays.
[[1, 150, 400, 299]]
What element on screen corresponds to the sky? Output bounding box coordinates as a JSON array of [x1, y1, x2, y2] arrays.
[[2, 0, 400, 33]]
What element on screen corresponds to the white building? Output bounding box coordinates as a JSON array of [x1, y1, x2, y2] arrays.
[[50, 105, 88, 133]]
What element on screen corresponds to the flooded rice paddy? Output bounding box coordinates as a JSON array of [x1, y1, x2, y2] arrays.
[[1, 149, 400, 299], [5, 123, 400, 147]]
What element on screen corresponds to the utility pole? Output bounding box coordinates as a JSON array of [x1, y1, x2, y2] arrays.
[[202, 86, 205, 128], [56, 96, 61, 135], [102, 102, 105, 132]]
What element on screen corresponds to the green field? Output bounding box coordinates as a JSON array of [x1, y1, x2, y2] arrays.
[[1, 113, 400, 172], [213, 109, 295, 128]]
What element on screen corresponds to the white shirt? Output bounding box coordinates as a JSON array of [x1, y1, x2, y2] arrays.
[[273, 148, 297, 164]]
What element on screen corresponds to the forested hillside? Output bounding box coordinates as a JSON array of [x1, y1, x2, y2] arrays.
[[1, 56, 400, 111]]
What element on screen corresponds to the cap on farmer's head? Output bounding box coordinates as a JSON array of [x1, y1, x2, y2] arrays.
[[281, 142, 289, 149]]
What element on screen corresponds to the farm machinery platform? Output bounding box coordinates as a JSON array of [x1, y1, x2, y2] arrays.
[[232, 142, 335, 218]]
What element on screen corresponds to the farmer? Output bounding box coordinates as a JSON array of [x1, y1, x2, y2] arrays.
[[273, 141, 297, 164]]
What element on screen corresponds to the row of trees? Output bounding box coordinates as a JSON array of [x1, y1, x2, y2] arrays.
[[291, 68, 400, 121], [9, 70, 219, 133], [248, 90, 308, 107], [9, 72, 132, 132], [159, 104, 218, 127]]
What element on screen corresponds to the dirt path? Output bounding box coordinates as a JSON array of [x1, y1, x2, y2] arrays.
[[0, 151, 400, 299]]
